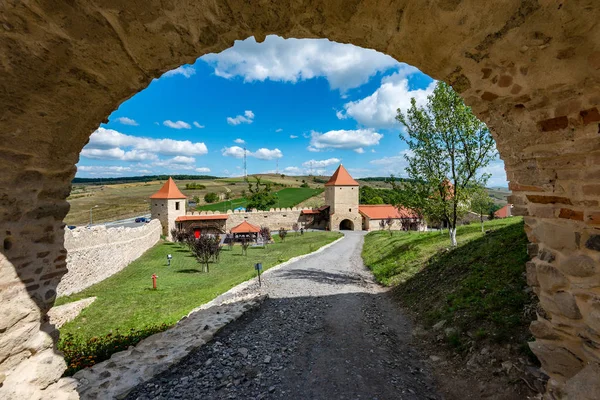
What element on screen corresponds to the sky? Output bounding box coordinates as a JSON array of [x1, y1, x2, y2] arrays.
[[77, 35, 508, 187]]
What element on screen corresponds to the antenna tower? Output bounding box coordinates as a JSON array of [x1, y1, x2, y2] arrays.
[[243, 147, 247, 179], [276, 159, 279, 175]]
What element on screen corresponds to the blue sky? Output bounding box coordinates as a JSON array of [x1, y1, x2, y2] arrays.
[[77, 35, 508, 187]]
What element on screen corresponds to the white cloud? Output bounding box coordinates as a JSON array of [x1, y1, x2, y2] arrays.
[[115, 117, 138, 126], [276, 128, 283, 132], [480, 160, 508, 187], [78, 165, 132, 173], [290, 135, 298, 139], [354, 148, 365, 154], [193, 121, 205, 128], [221, 146, 246, 159], [171, 156, 196, 164], [163, 65, 196, 78], [369, 150, 413, 177], [202, 35, 402, 92], [283, 166, 303, 175], [302, 158, 341, 168], [195, 167, 211, 173], [338, 73, 436, 128], [234, 138, 246, 144], [227, 110, 255, 125], [253, 148, 283, 160], [309, 129, 383, 152], [84, 128, 208, 158], [163, 120, 191, 129], [221, 146, 283, 160]]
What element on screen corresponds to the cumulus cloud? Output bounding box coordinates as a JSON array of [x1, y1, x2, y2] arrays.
[[302, 158, 341, 168], [290, 135, 298, 139], [275, 128, 283, 132], [163, 65, 196, 78], [354, 148, 365, 154], [221, 146, 283, 160], [115, 117, 138, 126], [253, 148, 283, 160], [171, 156, 196, 164], [338, 73, 436, 128], [193, 121, 205, 128], [163, 120, 191, 129], [227, 110, 255, 125], [234, 138, 246, 144], [369, 150, 414, 177], [308, 129, 383, 152], [84, 128, 208, 158], [202, 35, 402, 92], [195, 167, 211, 173], [78, 165, 132, 173], [283, 166, 303, 175]]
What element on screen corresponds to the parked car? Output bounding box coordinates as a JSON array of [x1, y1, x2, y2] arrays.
[[135, 217, 147, 223], [67, 225, 76, 230]]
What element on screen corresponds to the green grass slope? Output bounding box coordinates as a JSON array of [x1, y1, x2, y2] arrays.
[[362, 218, 537, 353]]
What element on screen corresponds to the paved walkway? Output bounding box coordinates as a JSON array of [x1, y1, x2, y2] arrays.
[[126, 232, 441, 400]]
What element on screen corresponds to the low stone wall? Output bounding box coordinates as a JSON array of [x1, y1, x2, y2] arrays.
[[56, 220, 161, 296]]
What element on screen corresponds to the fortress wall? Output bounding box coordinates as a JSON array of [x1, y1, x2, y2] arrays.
[[189, 208, 327, 231], [56, 220, 161, 296]]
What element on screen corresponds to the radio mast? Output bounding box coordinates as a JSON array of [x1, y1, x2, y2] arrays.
[[243, 147, 247, 179]]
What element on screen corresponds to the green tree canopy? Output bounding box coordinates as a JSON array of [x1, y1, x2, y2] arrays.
[[396, 82, 496, 246], [245, 177, 277, 211]]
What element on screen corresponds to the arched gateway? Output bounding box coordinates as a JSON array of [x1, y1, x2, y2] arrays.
[[339, 220, 354, 231], [1, 1, 600, 398]]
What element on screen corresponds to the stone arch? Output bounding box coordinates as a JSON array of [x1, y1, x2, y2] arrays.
[[339, 219, 355, 231], [1, 1, 600, 397]]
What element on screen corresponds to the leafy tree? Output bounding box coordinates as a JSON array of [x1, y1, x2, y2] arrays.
[[246, 177, 277, 210], [187, 235, 214, 272], [259, 226, 271, 247], [279, 228, 288, 242], [204, 192, 219, 203], [300, 182, 309, 188], [292, 222, 300, 236], [240, 238, 250, 256], [396, 82, 496, 246], [225, 191, 231, 200], [192, 195, 200, 204], [470, 186, 494, 233]]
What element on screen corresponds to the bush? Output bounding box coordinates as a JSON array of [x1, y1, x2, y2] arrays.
[[59, 324, 170, 376], [300, 182, 309, 188], [185, 183, 206, 190], [204, 192, 219, 203]]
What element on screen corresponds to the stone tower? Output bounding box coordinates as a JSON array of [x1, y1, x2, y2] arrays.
[[324, 165, 361, 231], [150, 177, 187, 239]]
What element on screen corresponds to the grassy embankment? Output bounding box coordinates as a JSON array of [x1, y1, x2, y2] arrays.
[[362, 217, 536, 353], [197, 187, 323, 211], [57, 231, 341, 340]]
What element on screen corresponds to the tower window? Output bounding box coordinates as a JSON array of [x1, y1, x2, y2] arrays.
[[175, 202, 180, 210]]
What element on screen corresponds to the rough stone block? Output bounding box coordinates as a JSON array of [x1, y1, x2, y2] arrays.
[[529, 341, 584, 380], [580, 108, 600, 125], [526, 261, 539, 286], [559, 208, 584, 221], [554, 291, 583, 320], [539, 116, 569, 132], [537, 263, 569, 293], [560, 255, 597, 278], [530, 318, 560, 340], [563, 362, 600, 400]]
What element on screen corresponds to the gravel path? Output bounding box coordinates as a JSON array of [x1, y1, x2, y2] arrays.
[[126, 232, 441, 400]]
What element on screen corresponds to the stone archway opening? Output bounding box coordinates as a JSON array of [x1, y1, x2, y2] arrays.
[[339, 219, 354, 231], [1, 1, 600, 398]]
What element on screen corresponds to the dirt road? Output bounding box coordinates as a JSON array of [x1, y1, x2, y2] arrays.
[[127, 232, 440, 400]]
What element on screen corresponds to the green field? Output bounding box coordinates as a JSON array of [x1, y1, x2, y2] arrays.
[[197, 187, 324, 211], [362, 217, 536, 353], [56, 231, 341, 340]]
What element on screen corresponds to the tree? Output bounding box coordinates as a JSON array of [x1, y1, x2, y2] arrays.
[[204, 192, 219, 203], [188, 235, 214, 272], [279, 227, 288, 242], [470, 186, 494, 233], [259, 226, 271, 247], [246, 177, 277, 210], [240, 238, 250, 256], [292, 222, 300, 236], [385, 216, 395, 237], [396, 82, 496, 247]]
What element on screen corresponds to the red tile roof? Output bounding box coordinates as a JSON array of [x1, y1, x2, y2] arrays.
[[150, 177, 187, 199], [230, 221, 261, 233], [359, 205, 419, 219], [494, 204, 513, 218], [325, 165, 359, 186], [176, 215, 229, 222]]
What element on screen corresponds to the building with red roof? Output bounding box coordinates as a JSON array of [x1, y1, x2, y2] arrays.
[[150, 178, 187, 238], [494, 204, 513, 219]]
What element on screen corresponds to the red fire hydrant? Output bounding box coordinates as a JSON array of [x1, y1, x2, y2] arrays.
[[151, 274, 158, 290]]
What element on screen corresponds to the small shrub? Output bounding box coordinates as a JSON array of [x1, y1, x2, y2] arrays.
[[279, 227, 288, 242], [204, 192, 219, 203], [59, 324, 170, 376], [300, 182, 309, 188]]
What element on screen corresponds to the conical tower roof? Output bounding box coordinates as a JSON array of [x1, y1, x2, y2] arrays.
[[324, 164, 359, 186], [150, 177, 187, 199]]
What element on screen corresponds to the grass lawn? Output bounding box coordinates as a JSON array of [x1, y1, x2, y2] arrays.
[[56, 231, 341, 340], [197, 187, 323, 212], [362, 217, 537, 354]]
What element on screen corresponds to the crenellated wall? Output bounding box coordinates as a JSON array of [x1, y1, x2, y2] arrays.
[[57, 220, 161, 296]]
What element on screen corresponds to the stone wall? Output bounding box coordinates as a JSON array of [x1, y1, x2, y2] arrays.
[[56, 220, 161, 296], [1, 1, 600, 398], [186, 208, 328, 232]]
